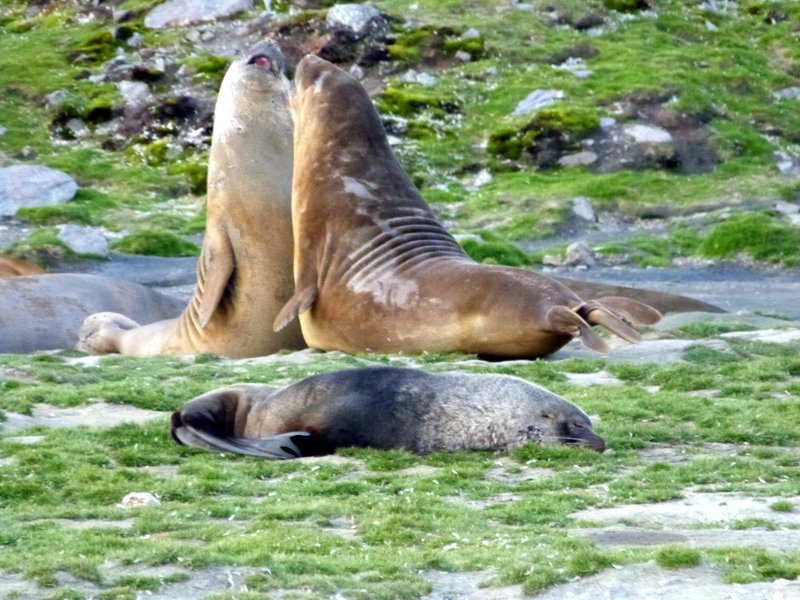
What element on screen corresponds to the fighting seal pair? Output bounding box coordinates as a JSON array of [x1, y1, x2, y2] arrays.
[[172, 366, 605, 458]]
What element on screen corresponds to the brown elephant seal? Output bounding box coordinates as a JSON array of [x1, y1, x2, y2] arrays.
[[273, 55, 660, 359], [0, 274, 183, 353], [171, 366, 605, 457], [0, 255, 46, 277], [77, 40, 304, 358]]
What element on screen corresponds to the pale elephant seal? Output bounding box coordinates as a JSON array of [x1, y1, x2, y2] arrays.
[[273, 55, 661, 359], [77, 40, 304, 358], [0, 274, 183, 353], [171, 367, 605, 458]]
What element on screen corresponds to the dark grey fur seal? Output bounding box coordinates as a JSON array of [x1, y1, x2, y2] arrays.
[[171, 367, 605, 458]]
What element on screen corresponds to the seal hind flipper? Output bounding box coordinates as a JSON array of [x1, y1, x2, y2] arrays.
[[579, 303, 642, 345], [547, 305, 609, 353], [196, 231, 235, 329], [174, 423, 309, 459], [593, 296, 662, 325], [273, 284, 318, 332]]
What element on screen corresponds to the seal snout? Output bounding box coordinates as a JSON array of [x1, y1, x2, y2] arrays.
[[245, 40, 285, 75]]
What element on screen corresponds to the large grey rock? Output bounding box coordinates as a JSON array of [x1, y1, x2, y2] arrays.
[[144, 0, 253, 29], [326, 4, 387, 40], [0, 165, 78, 216], [117, 81, 154, 108], [57, 224, 110, 257], [511, 89, 563, 117]]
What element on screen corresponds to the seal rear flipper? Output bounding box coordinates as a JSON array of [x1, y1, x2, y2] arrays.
[[196, 232, 235, 329], [547, 305, 609, 353], [273, 285, 318, 332], [593, 296, 662, 325], [174, 424, 310, 459], [579, 303, 642, 344]]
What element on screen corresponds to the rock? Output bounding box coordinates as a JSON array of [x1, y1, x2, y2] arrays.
[[57, 225, 110, 257], [45, 89, 68, 110], [553, 57, 592, 78], [511, 89, 564, 117], [118, 492, 161, 508], [117, 81, 153, 108], [774, 200, 799, 215], [774, 149, 800, 176], [564, 370, 622, 386], [720, 328, 800, 344], [66, 119, 91, 139], [144, 0, 253, 30], [772, 86, 800, 100], [0, 165, 78, 217], [623, 123, 673, 143], [571, 196, 597, 221], [558, 151, 598, 167], [542, 254, 562, 267], [464, 169, 492, 190], [564, 241, 597, 267], [454, 50, 472, 62], [326, 4, 387, 40], [401, 70, 437, 87], [460, 28, 481, 40]]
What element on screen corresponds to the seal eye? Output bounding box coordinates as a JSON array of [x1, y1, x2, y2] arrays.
[[571, 420, 585, 430], [248, 54, 273, 71]]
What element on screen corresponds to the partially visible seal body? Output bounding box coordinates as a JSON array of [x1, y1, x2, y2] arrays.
[[172, 367, 605, 458], [274, 56, 660, 359], [78, 41, 304, 358], [0, 274, 183, 353], [0, 255, 45, 277]]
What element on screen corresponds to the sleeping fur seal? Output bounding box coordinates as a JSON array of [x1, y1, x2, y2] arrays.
[[171, 366, 605, 457], [77, 41, 304, 358], [0, 274, 183, 353], [273, 55, 661, 359]]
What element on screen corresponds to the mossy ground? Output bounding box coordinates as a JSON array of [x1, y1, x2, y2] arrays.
[[1, 331, 799, 597]]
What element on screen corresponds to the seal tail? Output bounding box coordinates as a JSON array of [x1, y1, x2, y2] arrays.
[[546, 305, 609, 353]]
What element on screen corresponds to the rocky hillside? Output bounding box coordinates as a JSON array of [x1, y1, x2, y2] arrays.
[[1, 0, 799, 271]]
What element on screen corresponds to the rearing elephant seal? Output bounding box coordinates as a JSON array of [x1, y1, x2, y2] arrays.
[[78, 41, 304, 358], [171, 367, 605, 457], [274, 55, 661, 359]]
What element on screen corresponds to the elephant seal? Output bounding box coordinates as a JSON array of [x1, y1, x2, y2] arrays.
[[171, 366, 605, 457], [0, 255, 45, 277], [273, 55, 661, 359], [0, 274, 183, 353], [77, 40, 304, 358]]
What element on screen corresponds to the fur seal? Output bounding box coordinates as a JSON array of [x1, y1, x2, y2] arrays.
[[0, 274, 183, 353], [273, 55, 661, 359], [171, 366, 605, 457], [77, 41, 304, 358], [0, 255, 45, 277]]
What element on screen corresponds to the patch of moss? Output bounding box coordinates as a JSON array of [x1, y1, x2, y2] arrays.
[[3, 228, 74, 263], [110, 230, 199, 257], [459, 232, 532, 266], [604, 0, 650, 12], [167, 156, 209, 196], [770, 500, 794, 513], [184, 54, 232, 88], [377, 85, 460, 118], [488, 106, 600, 167], [388, 25, 485, 64], [443, 35, 486, 60], [68, 30, 117, 65], [698, 212, 800, 266]]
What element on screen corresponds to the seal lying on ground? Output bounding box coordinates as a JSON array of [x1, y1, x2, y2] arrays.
[[77, 40, 304, 358], [0, 255, 45, 277], [0, 274, 183, 353], [274, 55, 661, 359], [171, 366, 605, 457]]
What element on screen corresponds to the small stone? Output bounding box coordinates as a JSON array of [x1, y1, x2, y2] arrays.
[[553, 57, 592, 78], [0, 126, 5, 137], [144, 0, 253, 29], [705, 19, 718, 31], [511, 89, 564, 117], [118, 492, 161, 508], [623, 124, 673, 143], [117, 80, 154, 107], [772, 86, 800, 101], [454, 50, 472, 62], [775, 200, 799, 215], [45, 89, 69, 110], [558, 151, 598, 167], [542, 254, 563, 267], [564, 241, 597, 268], [571, 196, 597, 222], [326, 4, 387, 40], [127, 32, 143, 48], [600, 117, 617, 129], [57, 224, 110, 257], [464, 169, 492, 191], [401, 70, 437, 87], [460, 28, 481, 40], [66, 119, 91, 139]]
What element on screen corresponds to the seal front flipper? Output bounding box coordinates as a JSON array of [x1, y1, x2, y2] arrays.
[[196, 230, 235, 329], [273, 283, 318, 332]]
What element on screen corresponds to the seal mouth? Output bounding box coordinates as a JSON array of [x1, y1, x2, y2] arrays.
[[248, 53, 275, 72]]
